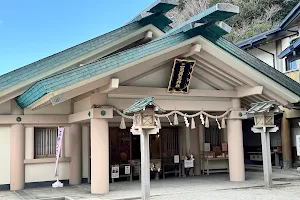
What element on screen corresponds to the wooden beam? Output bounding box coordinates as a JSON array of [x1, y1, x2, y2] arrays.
[[0, 115, 68, 125], [237, 86, 263, 97], [99, 78, 119, 93], [107, 98, 232, 111], [110, 86, 237, 98], [144, 31, 153, 40], [182, 44, 201, 58]]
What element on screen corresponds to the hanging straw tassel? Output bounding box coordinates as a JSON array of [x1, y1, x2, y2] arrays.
[[119, 117, 126, 129], [221, 118, 226, 129], [216, 117, 221, 130], [173, 113, 179, 126], [200, 112, 205, 125], [184, 114, 189, 127], [191, 117, 196, 129], [166, 116, 173, 126], [156, 117, 162, 129], [205, 116, 209, 128]]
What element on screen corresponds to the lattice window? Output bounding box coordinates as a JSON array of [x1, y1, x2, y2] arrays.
[[34, 128, 58, 158]]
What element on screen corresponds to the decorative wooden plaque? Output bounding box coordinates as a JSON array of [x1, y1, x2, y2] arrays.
[[167, 58, 196, 93]]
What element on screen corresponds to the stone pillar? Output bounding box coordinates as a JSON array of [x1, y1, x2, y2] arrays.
[[91, 118, 109, 194], [10, 124, 25, 190], [227, 98, 245, 181], [69, 124, 82, 185], [140, 130, 150, 200], [281, 110, 292, 168]]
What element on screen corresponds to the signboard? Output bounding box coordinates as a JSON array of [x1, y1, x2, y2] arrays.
[[54, 127, 65, 176], [204, 143, 210, 152], [184, 160, 194, 168], [111, 166, 119, 178], [167, 58, 196, 93], [174, 155, 180, 163], [125, 166, 131, 175], [296, 135, 300, 156]]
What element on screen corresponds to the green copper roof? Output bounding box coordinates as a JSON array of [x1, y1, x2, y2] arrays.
[[0, 22, 144, 92], [123, 97, 161, 114], [14, 3, 300, 108], [17, 33, 189, 108], [0, 1, 176, 94]]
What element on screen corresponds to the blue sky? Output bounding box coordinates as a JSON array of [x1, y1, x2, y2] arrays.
[[0, 0, 154, 75]]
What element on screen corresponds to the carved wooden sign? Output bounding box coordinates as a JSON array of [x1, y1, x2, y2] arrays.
[[167, 58, 196, 93]]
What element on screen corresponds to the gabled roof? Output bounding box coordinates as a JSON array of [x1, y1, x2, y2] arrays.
[[12, 3, 300, 108], [278, 2, 300, 30], [0, 0, 177, 97], [237, 2, 300, 49], [123, 97, 162, 114], [0, 22, 143, 92], [278, 37, 300, 59], [247, 100, 279, 114]]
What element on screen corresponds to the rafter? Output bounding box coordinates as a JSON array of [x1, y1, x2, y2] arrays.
[[193, 56, 244, 86], [195, 52, 256, 86], [195, 64, 238, 87], [193, 72, 222, 90], [194, 67, 234, 90]]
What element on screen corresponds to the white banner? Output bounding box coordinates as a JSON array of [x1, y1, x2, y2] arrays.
[[296, 135, 300, 156], [54, 127, 65, 176]]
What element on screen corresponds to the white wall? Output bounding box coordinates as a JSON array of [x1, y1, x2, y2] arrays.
[[74, 97, 91, 113], [25, 162, 69, 183], [248, 42, 276, 68], [0, 101, 11, 114], [0, 127, 10, 184]]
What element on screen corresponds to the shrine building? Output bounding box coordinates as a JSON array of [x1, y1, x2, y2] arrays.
[[0, 0, 300, 194]]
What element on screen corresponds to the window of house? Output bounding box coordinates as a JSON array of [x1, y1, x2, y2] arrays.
[[286, 60, 298, 71], [34, 127, 58, 158]]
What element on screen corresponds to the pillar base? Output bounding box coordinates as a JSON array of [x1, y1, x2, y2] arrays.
[[283, 161, 292, 169]]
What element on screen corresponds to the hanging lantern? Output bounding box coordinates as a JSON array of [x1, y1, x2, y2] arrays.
[[173, 113, 179, 125], [205, 116, 209, 128], [119, 117, 126, 129], [221, 118, 226, 129], [191, 117, 196, 129]]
